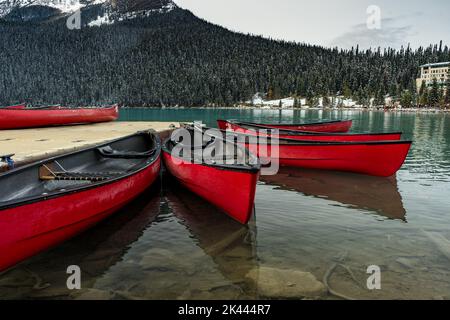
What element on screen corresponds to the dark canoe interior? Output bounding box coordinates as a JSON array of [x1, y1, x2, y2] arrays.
[[233, 122, 401, 136], [233, 121, 327, 135], [164, 127, 260, 173], [243, 119, 345, 127], [0, 132, 160, 210]]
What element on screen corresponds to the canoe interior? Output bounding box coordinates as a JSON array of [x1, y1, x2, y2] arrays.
[[242, 119, 344, 126], [164, 127, 260, 172], [187, 124, 412, 146], [233, 122, 401, 136], [0, 132, 159, 210]]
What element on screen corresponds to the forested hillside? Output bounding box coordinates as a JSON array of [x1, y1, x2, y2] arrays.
[[0, 6, 449, 106]]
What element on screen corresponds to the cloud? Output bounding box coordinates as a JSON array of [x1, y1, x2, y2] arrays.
[[330, 17, 417, 49]]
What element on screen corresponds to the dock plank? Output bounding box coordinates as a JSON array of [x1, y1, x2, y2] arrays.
[[0, 121, 178, 170]]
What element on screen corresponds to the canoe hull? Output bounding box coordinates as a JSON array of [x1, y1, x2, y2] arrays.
[[0, 106, 119, 129], [246, 142, 411, 177], [0, 156, 160, 272], [163, 151, 259, 224], [222, 121, 402, 142], [218, 119, 353, 133]]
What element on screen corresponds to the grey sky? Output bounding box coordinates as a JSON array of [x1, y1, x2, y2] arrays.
[[174, 0, 450, 49]]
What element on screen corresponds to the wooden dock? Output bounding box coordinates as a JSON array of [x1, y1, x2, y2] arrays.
[[0, 121, 178, 171]]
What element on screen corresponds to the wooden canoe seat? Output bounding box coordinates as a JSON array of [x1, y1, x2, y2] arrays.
[[39, 162, 120, 182]]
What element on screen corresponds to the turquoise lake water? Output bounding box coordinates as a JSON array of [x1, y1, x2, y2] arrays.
[[1, 108, 450, 300]]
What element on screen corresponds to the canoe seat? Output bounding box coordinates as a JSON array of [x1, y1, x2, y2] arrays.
[[43, 171, 120, 182], [97, 146, 156, 159], [39, 162, 120, 182]]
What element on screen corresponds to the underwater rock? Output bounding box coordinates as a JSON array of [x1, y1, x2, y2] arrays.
[[245, 267, 326, 299]]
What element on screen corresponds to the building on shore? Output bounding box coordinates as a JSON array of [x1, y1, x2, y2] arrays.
[[416, 62, 450, 92]]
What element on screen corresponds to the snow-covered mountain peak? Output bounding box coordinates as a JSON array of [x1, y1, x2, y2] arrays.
[[0, 0, 177, 19], [89, 0, 177, 27], [0, 0, 101, 17]]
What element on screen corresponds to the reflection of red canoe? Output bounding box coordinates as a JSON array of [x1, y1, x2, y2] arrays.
[[219, 120, 402, 142], [7, 187, 162, 288], [0, 131, 161, 272], [218, 119, 353, 133], [0, 105, 119, 129], [165, 180, 257, 285], [162, 132, 260, 224], [261, 167, 406, 221]]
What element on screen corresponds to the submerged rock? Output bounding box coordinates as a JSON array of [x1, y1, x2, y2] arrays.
[[245, 267, 326, 299]]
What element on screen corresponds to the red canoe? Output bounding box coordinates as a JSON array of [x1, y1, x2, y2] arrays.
[[162, 129, 260, 224], [1, 104, 26, 110], [218, 119, 353, 133], [0, 105, 119, 129], [197, 126, 412, 177], [219, 120, 402, 142], [0, 131, 161, 272], [248, 139, 411, 177], [260, 167, 406, 221]]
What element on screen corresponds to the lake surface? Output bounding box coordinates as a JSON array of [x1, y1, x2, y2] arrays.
[[1, 108, 450, 300]]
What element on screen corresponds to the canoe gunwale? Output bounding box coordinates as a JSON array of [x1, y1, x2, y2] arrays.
[[225, 120, 402, 137], [244, 136, 413, 146], [220, 118, 351, 127], [200, 125, 412, 147], [0, 131, 161, 211], [0, 106, 117, 112]]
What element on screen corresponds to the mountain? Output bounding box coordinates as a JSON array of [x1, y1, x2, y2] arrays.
[[0, 1, 449, 107], [0, 0, 176, 24], [0, 1, 91, 21]]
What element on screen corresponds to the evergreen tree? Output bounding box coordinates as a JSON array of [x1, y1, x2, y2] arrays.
[[322, 95, 330, 107], [343, 82, 352, 99], [293, 96, 299, 108], [429, 78, 440, 107], [267, 86, 274, 101], [400, 90, 413, 108], [374, 90, 385, 107], [420, 87, 429, 107], [311, 97, 320, 107], [0, 7, 449, 107], [445, 69, 450, 106], [306, 90, 314, 106], [419, 81, 426, 98]]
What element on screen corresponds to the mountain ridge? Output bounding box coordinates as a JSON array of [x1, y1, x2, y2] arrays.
[[0, 2, 449, 106], [0, 0, 177, 24]]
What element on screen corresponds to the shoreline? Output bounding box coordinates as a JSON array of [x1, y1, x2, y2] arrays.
[[121, 106, 450, 113]]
